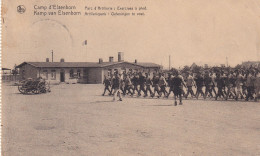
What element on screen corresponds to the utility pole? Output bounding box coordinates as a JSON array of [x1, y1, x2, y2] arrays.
[[169, 55, 171, 70], [257, 48, 260, 62], [51, 50, 54, 62], [82, 40, 88, 62]]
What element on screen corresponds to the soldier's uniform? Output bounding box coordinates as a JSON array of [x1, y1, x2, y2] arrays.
[[138, 73, 146, 96], [235, 72, 244, 100], [167, 74, 175, 98], [215, 74, 225, 100], [254, 72, 260, 101], [204, 73, 214, 99], [195, 74, 205, 99], [120, 74, 126, 95], [112, 74, 123, 101], [222, 74, 228, 96], [241, 73, 248, 97], [102, 76, 111, 96], [171, 73, 186, 105], [158, 74, 168, 98], [246, 73, 256, 101], [144, 73, 154, 97], [124, 75, 133, 96], [131, 75, 139, 95], [210, 72, 217, 96], [152, 75, 160, 97], [225, 73, 237, 100], [185, 74, 196, 98]]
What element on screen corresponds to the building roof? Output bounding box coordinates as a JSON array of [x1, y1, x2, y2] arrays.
[[2, 68, 11, 70], [16, 61, 162, 68], [134, 62, 162, 68]]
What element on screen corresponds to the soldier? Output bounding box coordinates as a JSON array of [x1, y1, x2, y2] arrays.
[[235, 70, 245, 100], [222, 73, 228, 96], [102, 75, 112, 96], [246, 71, 256, 101], [138, 72, 146, 97], [241, 71, 248, 98], [131, 74, 139, 95], [119, 73, 126, 95], [194, 73, 205, 99], [144, 73, 154, 97], [180, 73, 187, 97], [204, 72, 214, 99], [124, 74, 133, 96], [152, 73, 160, 97], [158, 73, 168, 98], [167, 73, 175, 98], [210, 71, 217, 96], [171, 71, 186, 106], [225, 72, 237, 100], [215, 73, 225, 100], [185, 72, 196, 98], [111, 72, 123, 101], [254, 71, 260, 102], [110, 74, 115, 95]]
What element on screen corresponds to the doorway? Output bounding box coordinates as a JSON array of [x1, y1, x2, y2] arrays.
[[60, 70, 65, 82]]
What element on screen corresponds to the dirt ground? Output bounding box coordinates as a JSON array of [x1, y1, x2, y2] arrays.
[[1, 83, 260, 156]]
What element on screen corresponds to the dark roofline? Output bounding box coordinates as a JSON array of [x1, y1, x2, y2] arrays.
[[2, 68, 11, 70], [16, 62, 33, 68], [16, 61, 162, 69]]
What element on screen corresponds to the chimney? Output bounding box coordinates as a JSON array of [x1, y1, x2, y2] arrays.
[[46, 58, 49, 62], [118, 52, 124, 62], [135, 59, 137, 63], [109, 57, 114, 62], [60, 58, 65, 62], [99, 58, 103, 64]]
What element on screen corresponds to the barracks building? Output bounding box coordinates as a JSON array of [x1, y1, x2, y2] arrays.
[[16, 52, 162, 84]]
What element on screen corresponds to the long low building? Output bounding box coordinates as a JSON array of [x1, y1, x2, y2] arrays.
[[16, 57, 162, 84]]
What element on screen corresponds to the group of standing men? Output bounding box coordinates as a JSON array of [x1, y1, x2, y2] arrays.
[[102, 69, 260, 105]]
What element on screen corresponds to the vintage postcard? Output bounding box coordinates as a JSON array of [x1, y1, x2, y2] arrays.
[[1, 0, 260, 155]]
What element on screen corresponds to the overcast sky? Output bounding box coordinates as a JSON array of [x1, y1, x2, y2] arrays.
[[2, 0, 260, 69]]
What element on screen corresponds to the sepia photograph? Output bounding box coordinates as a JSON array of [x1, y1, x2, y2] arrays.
[[1, 0, 260, 155]]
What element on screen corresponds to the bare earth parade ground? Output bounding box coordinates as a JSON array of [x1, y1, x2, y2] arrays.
[[2, 83, 260, 156]]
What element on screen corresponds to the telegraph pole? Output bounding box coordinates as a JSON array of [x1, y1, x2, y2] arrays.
[[82, 40, 88, 62], [169, 55, 171, 70], [51, 50, 54, 62], [257, 48, 260, 62]]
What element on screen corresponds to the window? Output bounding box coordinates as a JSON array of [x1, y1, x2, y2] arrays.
[[70, 69, 74, 78], [51, 70, 56, 80], [43, 70, 48, 80], [77, 69, 81, 78]]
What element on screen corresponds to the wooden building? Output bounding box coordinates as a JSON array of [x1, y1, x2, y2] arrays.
[[16, 54, 162, 84]]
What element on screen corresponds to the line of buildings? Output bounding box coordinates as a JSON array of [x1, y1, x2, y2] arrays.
[[15, 52, 162, 84]]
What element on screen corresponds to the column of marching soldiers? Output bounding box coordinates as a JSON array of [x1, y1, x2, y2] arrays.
[[102, 68, 260, 105]]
